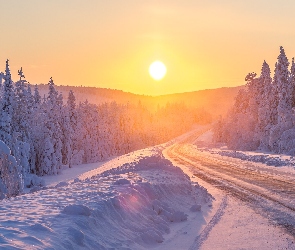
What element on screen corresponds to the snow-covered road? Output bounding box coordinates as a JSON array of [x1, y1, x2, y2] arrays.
[[164, 128, 295, 249]]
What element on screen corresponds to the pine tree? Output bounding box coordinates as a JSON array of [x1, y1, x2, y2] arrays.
[[276, 57, 295, 154], [8, 68, 32, 182], [0, 72, 4, 85], [0, 60, 15, 148], [14, 67, 29, 141], [244, 72, 260, 149], [29, 84, 42, 174], [257, 61, 272, 150], [276, 46, 292, 126], [290, 58, 295, 110], [269, 47, 291, 152], [65, 90, 76, 167], [34, 78, 63, 175], [46, 78, 62, 174], [34, 85, 41, 105], [26, 84, 35, 114], [0, 62, 23, 196]]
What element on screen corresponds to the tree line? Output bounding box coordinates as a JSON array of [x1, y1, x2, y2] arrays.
[[214, 46, 295, 154], [0, 60, 211, 197]]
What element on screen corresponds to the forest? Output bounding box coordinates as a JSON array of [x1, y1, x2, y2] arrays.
[[214, 46, 295, 155], [0, 60, 211, 198]]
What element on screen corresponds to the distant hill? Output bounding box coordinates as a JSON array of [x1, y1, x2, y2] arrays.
[[38, 84, 244, 119], [152, 86, 244, 118], [37, 84, 142, 106]]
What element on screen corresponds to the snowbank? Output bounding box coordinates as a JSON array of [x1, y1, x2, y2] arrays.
[[0, 147, 211, 249], [214, 150, 295, 167], [195, 130, 295, 168]]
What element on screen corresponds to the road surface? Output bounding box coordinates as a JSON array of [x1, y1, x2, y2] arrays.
[[165, 128, 295, 248]]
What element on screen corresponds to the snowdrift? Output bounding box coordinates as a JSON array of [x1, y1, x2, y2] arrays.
[[195, 130, 295, 168], [0, 148, 211, 249]]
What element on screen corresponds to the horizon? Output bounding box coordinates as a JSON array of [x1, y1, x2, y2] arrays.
[[2, 1, 295, 95], [36, 81, 243, 97]]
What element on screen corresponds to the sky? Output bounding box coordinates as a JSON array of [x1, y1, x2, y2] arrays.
[[1, 0, 295, 96]]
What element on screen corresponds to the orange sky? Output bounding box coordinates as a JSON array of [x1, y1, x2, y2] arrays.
[[1, 1, 295, 95]]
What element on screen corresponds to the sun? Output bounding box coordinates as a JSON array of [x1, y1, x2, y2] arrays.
[[149, 61, 167, 81]]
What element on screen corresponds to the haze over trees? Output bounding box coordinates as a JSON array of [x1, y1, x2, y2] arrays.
[[42, 84, 241, 119], [214, 46, 295, 155], [0, 60, 211, 198]]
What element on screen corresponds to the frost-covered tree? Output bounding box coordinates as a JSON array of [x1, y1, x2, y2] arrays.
[[0, 72, 4, 98], [34, 84, 41, 105], [58, 93, 71, 167], [234, 72, 260, 150], [276, 46, 292, 125], [275, 56, 295, 154], [0, 60, 15, 148], [64, 90, 76, 167], [257, 61, 273, 150], [290, 58, 295, 111], [45, 77, 62, 174], [29, 84, 43, 175], [12, 68, 33, 180], [214, 46, 295, 155], [269, 47, 292, 152], [14, 67, 29, 140], [35, 78, 62, 175], [0, 72, 4, 85]]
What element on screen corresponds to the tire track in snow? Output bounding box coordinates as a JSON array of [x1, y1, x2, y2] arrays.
[[189, 196, 228, 250], [166, 132, 295, 238], [173, 148, 295, 211]]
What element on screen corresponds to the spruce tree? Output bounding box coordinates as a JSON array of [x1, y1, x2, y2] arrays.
[[258, 61, 272, 150], [66, 90, 76, 167], [276, 46, 292, 126], [269, 47, 291, 152], [46, 78, 62, 174], [0, 60, 15, 148]]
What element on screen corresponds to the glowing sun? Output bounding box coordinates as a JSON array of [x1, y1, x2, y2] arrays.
[[149, 61, 167, 81]]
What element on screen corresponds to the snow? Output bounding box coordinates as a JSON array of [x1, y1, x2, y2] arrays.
[[62, 204, 91, 216], [164, 127, 295, 249], [190, 204, 202, 212], [41, 161, 108, 187], [2, 127, 295, 249], [0, 144, 212, 249], [195, 129, 295, 168]]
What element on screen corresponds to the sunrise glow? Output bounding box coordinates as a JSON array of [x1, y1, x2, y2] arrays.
[[149, 61, 167, 81], [1, 1, 295, 96]]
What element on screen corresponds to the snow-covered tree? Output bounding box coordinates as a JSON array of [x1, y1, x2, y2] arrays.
[[65, 90, 76, 167], [290, 58, 295, 112], [45, 78, 62, 174], [0, 60, 15, 148], [14, 67, 29, 140], [276, 46, 292, 125], [269, 47, 292, 152], [34, 84, 41, 105], [257, 61, 273, 150], [214, 46, 295, 155]]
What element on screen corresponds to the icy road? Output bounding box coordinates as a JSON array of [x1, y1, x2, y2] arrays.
[[165, 128, 295, 249]]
